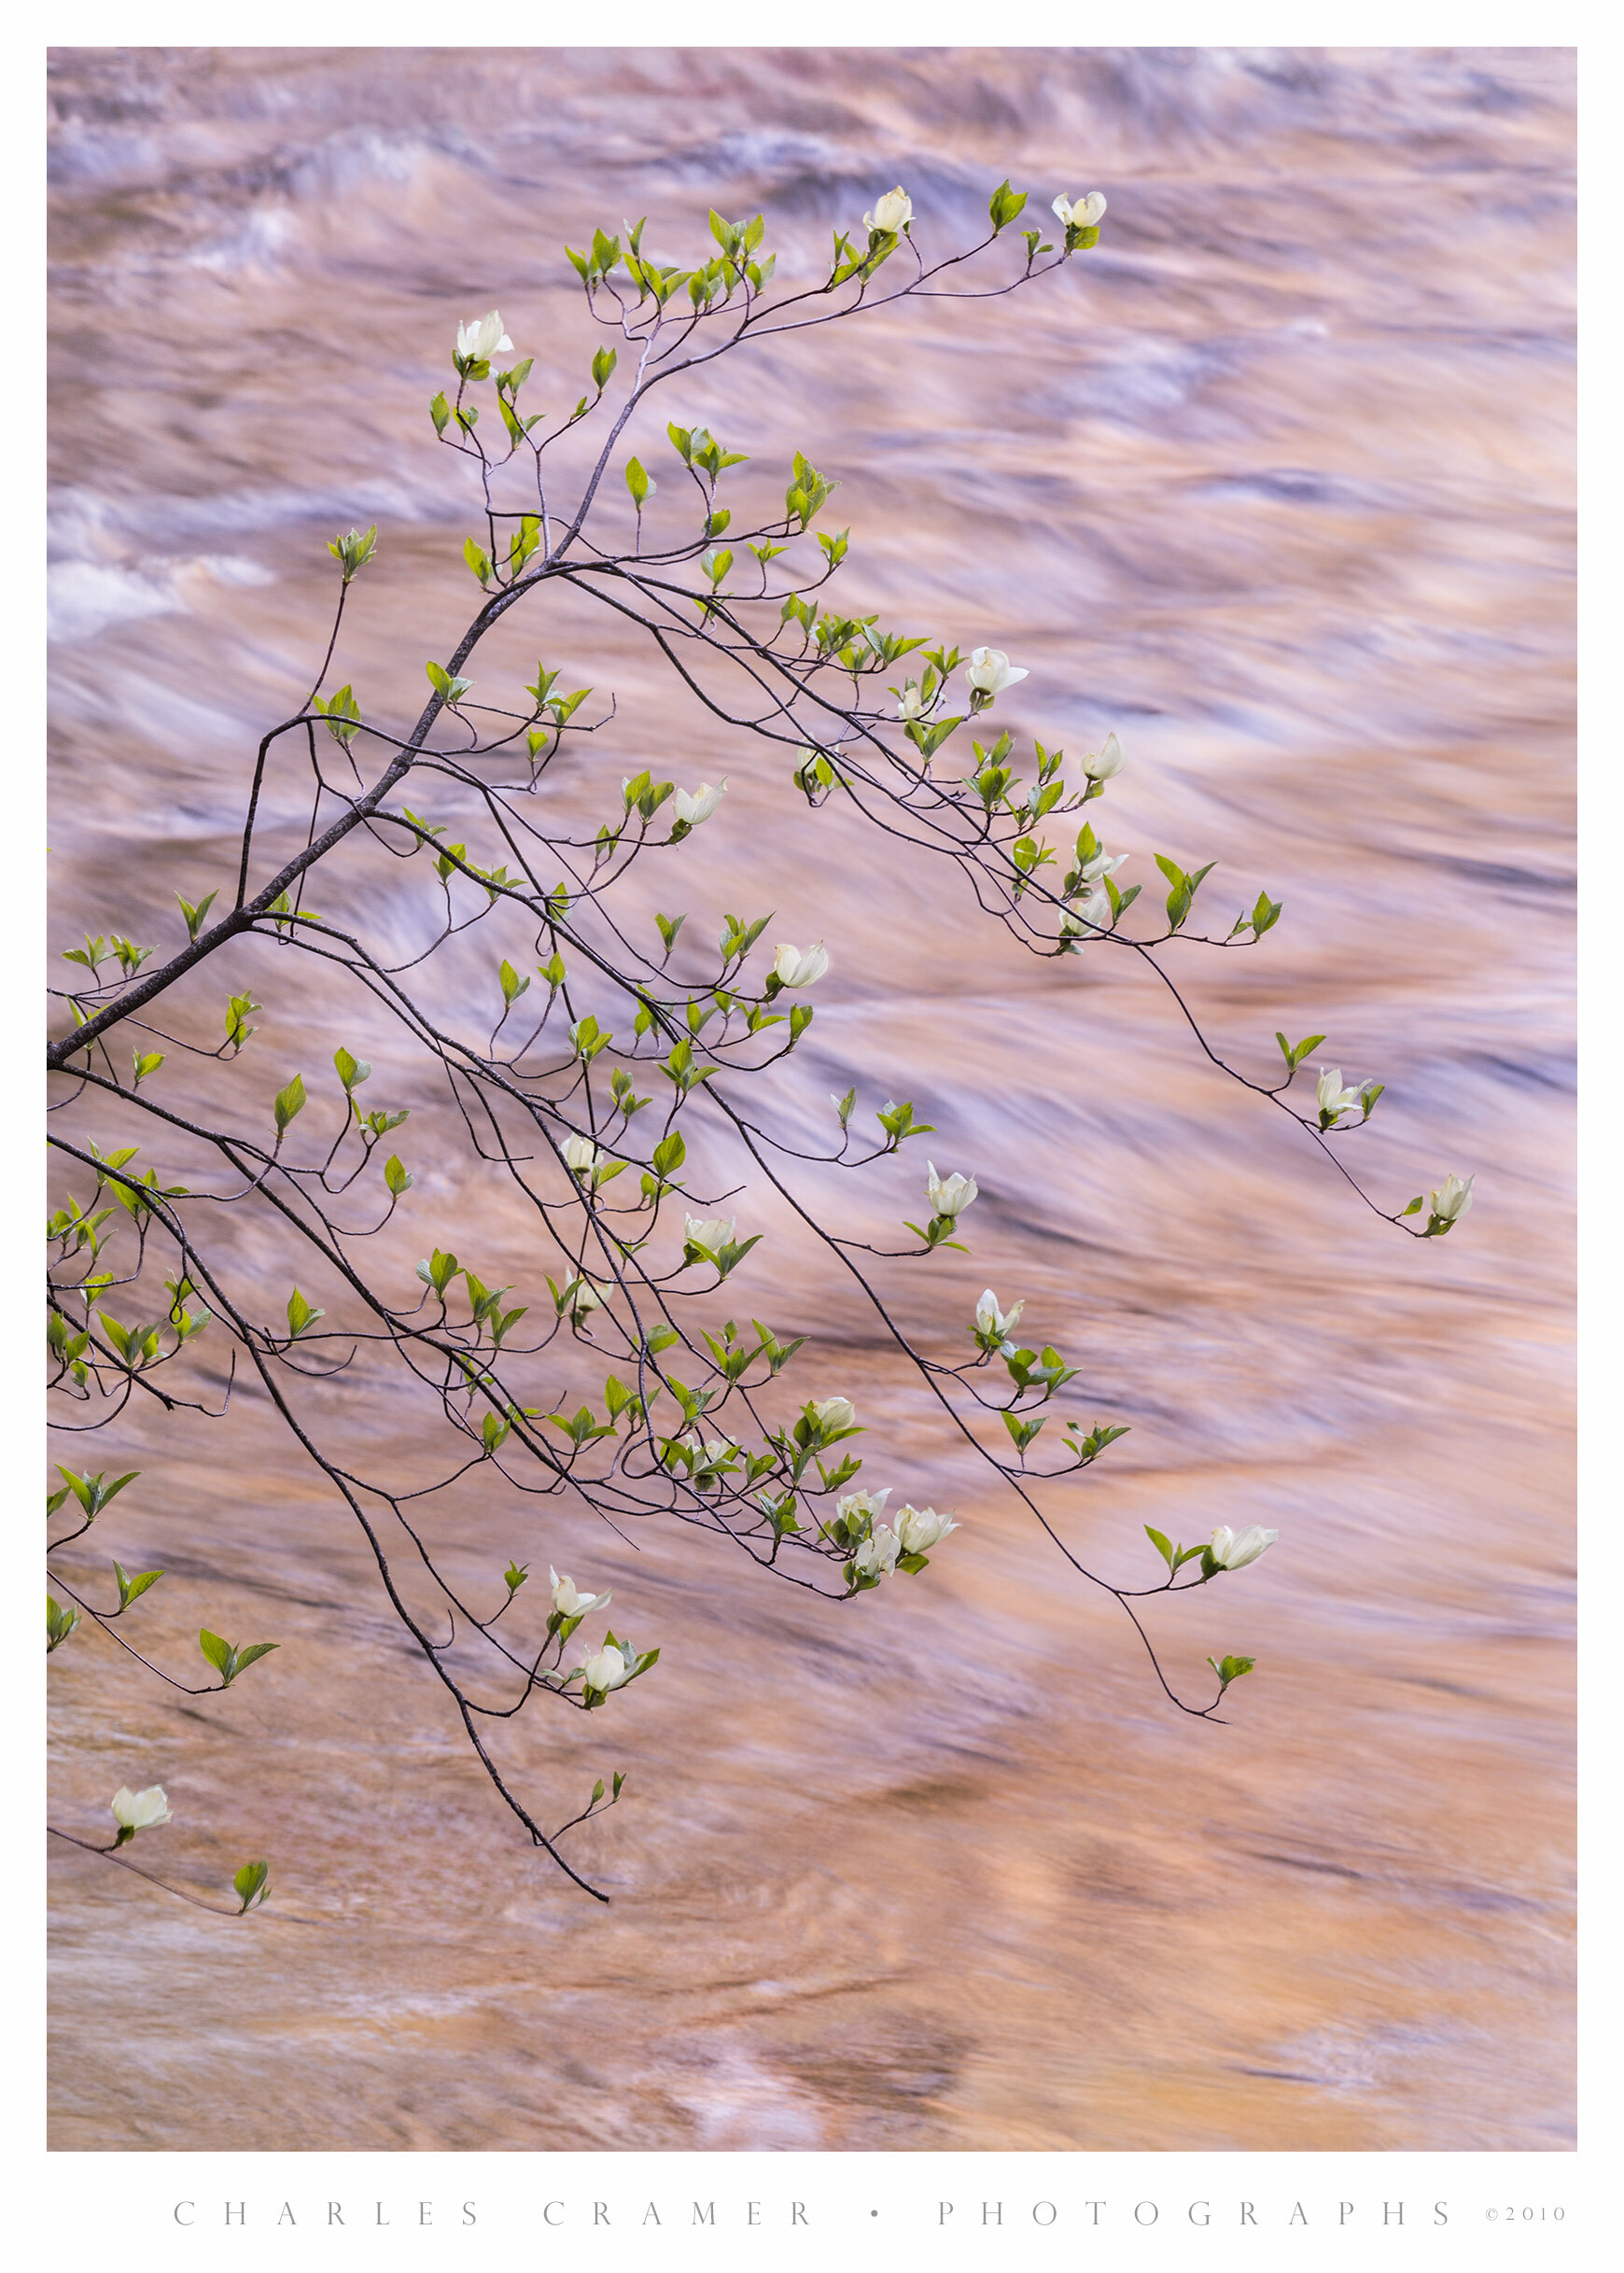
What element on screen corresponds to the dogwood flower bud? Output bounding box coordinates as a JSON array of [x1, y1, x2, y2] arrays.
[[811, 1395, 858, 1435], [110, 1785, 172, 1838], [976, 1288, 1025, 1341], [1083, 731, 1126, 780], [896, 1503, 959, 1554], [895, 681, 927, 722], [864, 187, 913, 235], [684, 1214, 735, 1256], [550, 1567, 610, 1620], [1429, 1172, 1475, 1226], [772, 941, 829, 989], [455, 310, 513, 363], [671, 779, 726, 831], [563, 1133, 601, 1176], [1052, 191, 1107, 230], [1315, 1067, 1362, 1125], [1208, 1523, 1278, 1570], [926, 1161, 978, 1218], [580, 1643, 631, 1696], [965, 647, 1029, 707]]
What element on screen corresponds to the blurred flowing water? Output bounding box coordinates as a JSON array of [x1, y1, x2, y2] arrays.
[[46, 48, 1574, 2150]]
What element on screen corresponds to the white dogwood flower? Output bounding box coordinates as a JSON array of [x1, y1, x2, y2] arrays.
[[835, 1487, 891, 1530], [1076, 844, 1128, 885], [865, 187, 913, 235], [671, 779, 726, 830], [550, 1568, 610, 1621], [1430, 1172, 1476, 1225], [1316, 1067, 1363, 1124], [1083, 731, 1126, 780], [976, 1289, 1026, 1341], [896, 1504, 959, 1555], [811, 1396, 858, 1436], [965, 647, 1029, 704], [1208, 1523, 1278, 1570], [580, 1644, 631, 1696], [684, 1214, 735, 1256], [1053, 191, 1107, 231], [110, 1785, 172, 1835], [455, 310, 513, 362], [926, 1161, 978, 1218], [852, 1524, 901, 1579], [772, 941, 829, 989]]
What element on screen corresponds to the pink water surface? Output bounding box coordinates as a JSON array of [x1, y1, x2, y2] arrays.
[[46, 47, 1574, 2150]]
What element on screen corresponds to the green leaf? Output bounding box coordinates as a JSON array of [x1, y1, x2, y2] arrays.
[[273, 1073, 306, 1135], [384, 1154, 412, 1197], [328, 524, 377, 582], [417, 1247, 459, 1296], [56, 1466, 139, 1521], [1144, 1524, 1175, 1571], [463, 537, 493, 588], [498, 958, 530, 1006], [113, 1560, 163, 1609], [1276, 1031, 1327, 1073], [225, 990, 260, 1052], [47, 1593, 81, 1652], [625, 456, 651, 509], [199, 1628, 234, 1677], [426, 660, 472, 706], [333, 1046, 371, 1092], [430, 390, 451, 434], [988, 178, 1029, 232], [175, 888, 218, 941], [592, 344, 617, 390], [233, 1642, 279, 1675], [504, 1560, 528, 1593], [286, 1286, 324, 1337]]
